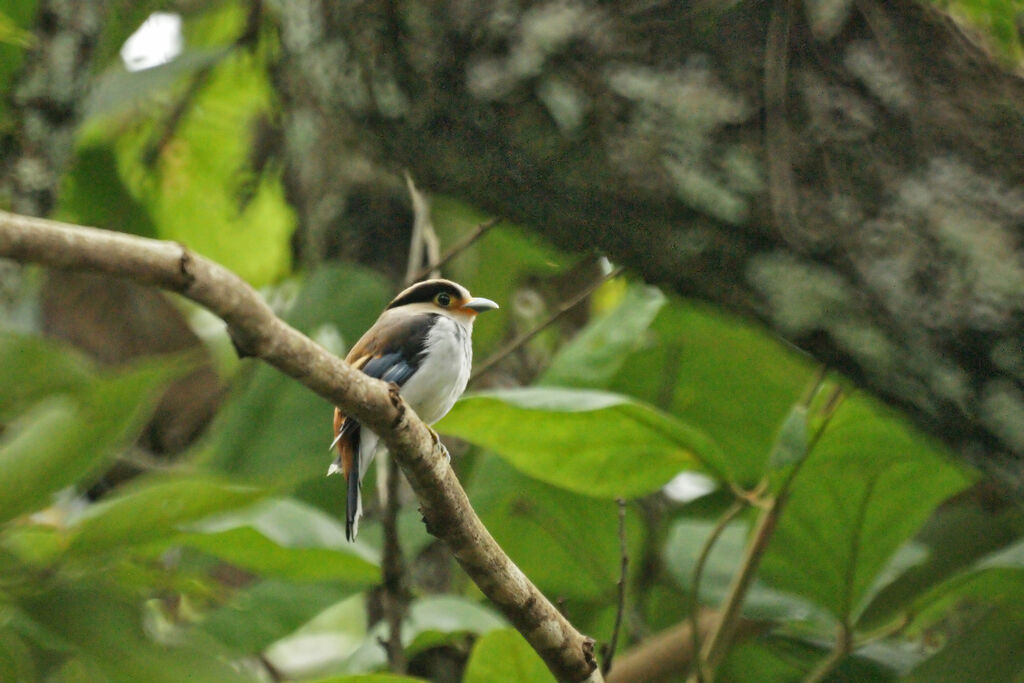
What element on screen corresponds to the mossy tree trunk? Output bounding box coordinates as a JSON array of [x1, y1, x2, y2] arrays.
[[273, 0, 1024, 492]]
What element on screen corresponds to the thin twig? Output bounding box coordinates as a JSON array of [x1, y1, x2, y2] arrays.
[[375, 173, 440, 672], [602, 498, 630, 676], [691, 380, 844, 683], [405, 217, 501, 285], [688, 500, 746, 682], [470, 265, 624, 382], [802, 624, 852, 683], [764, 0, 800, 246], [694, 494, 784, 681], [404, 172, 430, 283], [381, 453, 408, 673]]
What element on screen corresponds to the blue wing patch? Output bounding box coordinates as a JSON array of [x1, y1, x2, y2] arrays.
[[361, 352, 418, 386]]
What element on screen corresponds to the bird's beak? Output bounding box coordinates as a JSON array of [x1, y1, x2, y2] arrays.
[[461, 297, 499, 314]]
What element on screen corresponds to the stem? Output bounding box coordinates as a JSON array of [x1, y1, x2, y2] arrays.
[[693, 494, 786, 681], [802, 624, 852, 683], [380, 454, 408, 672], [688, 500, 746, 682], [405, 217, 501, 285], [602, 499, 629, 675]]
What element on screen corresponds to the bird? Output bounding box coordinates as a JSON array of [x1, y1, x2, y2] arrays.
[[329, 278, 498, 541]]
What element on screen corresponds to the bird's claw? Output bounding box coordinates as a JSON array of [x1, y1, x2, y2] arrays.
[[429, 428, 451, 463]]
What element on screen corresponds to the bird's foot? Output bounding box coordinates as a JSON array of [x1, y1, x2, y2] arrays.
[[429, 427, 451, 463]]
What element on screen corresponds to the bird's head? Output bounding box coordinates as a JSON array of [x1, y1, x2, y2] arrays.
[[386, 279, 499, 324]]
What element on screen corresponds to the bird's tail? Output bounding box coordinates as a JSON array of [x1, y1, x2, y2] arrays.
[[329, 412, 363, 541], [346, 456, 362, 542]]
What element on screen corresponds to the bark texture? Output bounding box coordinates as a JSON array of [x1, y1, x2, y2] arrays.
[[273, 0, 1024, 491]]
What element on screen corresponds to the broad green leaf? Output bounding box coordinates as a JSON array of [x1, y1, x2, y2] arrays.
[[905, 606, 1024, 682], [720, 635, 900, 682], [767, 404, 809, 471], [0, 333, 94, 418], [206, 264, 391, 488], [540, 284, 665, 388], [174, 499, 379, 584], [0, 2, 36, 128], [178, 528, 379, 584], [663, 517, 819, 621], [0, 361, 177, 524], [858, 496, 1024, 629], [55, 142, 160, 238], [0, 9, 33, 48], [0, 628, 35, 682], [608, 298, 815, 484], [759, 398, 971, 622], [309, 676, 427, 683], [193, 498, 373, 556], [66, 474, 266, 554], [463, 628, 553, 683], [903, 533, 1024, 628], [97, 4, 294, 287], [467, 454, 641, 600], [339, 595, 508, 675], [20, 586, 250, 682], [440, 387, 723, 498], [405, 596, 506, 654], [200, 580, 356, 654], [911, 567, 1024, 630]]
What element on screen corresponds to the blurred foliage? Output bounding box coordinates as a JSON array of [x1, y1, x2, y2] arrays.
[[932, 0, 1024, 64], [2, 2, 1024, 682]]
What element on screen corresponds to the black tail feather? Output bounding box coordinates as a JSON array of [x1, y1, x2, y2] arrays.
[[345, 423, 362, 541]]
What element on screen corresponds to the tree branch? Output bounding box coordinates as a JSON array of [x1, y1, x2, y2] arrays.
[[0, 210, 601, 683], [606, 611, 769, 683]]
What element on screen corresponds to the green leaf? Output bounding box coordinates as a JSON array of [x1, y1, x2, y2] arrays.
[[720, 634, 900, 682], [540, 284, 665, 388], [904, 606, 1024, 682], [200, 580, 357, 654], [0, 3, 36, 118], [404, 596, 506, 654], [179, 528, 379, 583], [439, 388, 722, 498], [467, 454, 640, 600], [608, 298, 816, 484], [857, 496, 1024, 629], [20, 586, 250, 682], [308, 675, 427, 683], [66, 474, 266, 554], [767, 404, 809, 471], [0, 361, 177, 524], [0, 333, 94, 418], [55, 142, 160, 238], [174, 499, 379, 584], [463, 628, 554, 683], [0, 628, 36, 682], [663, 516, 818, 621], [759, 398, 971, 622], [84, 48, 229, 121], [912, 566, 1024, 630]]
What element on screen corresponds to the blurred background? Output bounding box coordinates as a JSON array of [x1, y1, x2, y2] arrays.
[[1, 1, 1023, 681]]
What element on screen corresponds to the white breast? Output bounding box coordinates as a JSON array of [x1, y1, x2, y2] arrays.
[[399, 314, 473, 425]]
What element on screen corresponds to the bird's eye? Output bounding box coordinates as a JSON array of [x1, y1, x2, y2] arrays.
[[435, 292, 452, 307]]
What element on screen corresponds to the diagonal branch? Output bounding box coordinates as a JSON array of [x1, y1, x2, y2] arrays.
[[0, 210, 601, 683]]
